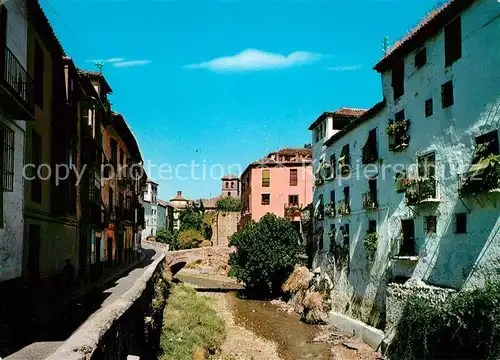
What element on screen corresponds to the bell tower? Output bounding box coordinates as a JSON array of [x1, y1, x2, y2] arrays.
[[221, 174, 240, 197]]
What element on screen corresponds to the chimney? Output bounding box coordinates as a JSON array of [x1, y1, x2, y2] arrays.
[[177, 191, 182, 197]]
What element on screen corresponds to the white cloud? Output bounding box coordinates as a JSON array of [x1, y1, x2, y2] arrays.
[[184, 49, 321, 72], [325, 64, 362, 71], [112, 60, 151, 68], [89, 57, 125, 63]]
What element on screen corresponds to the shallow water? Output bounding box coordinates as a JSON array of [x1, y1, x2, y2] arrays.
[[178, 274, 331, 360]]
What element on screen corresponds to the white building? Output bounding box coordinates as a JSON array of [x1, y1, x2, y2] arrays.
[[310, 0, 500, 333], [0, 0, 30, 283], [141, 180, 163, 238]]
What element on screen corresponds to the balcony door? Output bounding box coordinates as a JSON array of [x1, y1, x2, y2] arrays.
[[400, 219, 416, 256]]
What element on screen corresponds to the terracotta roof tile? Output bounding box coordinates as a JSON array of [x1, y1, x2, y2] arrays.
[[308, 107, 368, 130], [374, 0, 474, 72]]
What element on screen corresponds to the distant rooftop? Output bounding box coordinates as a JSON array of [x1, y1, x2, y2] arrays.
[[308, 107, 368, 130], [222, 174, 239, 180]]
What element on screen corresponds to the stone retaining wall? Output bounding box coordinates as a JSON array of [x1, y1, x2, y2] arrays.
[[46, 252, 166, 360]]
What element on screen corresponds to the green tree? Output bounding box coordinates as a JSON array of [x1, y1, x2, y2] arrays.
[[177, 229, 206, 250], [179, 204, 203, 231], [156, 229, 178, 250], [229, 213, 300, 297], [216, 196, 241, 212]]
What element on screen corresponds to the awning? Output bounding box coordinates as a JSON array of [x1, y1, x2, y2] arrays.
[[465, 158, 490, 178]]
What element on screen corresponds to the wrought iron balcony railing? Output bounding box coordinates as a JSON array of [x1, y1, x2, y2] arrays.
[[405, 177, 438, 205], [362, 192, 378, 210], [1, 45, 34, 114]]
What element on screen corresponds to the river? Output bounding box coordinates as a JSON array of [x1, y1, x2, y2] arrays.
[[176, 273, 332, 360]]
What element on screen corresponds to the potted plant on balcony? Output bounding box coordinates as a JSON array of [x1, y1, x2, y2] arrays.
[[405, 177, 436, 205], [338, 201, 350, 216], [325, 203, 336, 218], [460, 155, 500, 196], [328, 228, 336, 241], [362, 194, 377, 210], [364, 232, 378, 262], [321, 162, 334, 180], [387, 119, 410, 151]]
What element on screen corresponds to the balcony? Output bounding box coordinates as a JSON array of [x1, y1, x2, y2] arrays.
[[89, 202, 108, 229], [0, 45, 34, 119], [387, 119, 410, 151], [314, 203, 324, 221], [459, 155, 500, 196], [325, 203, 336, 218], [405, 177, 439, 205], [88, 169, 102, 204], [362, 192, 378, 210], [338, 200, 350, 216], [284, 203, 302, 220]]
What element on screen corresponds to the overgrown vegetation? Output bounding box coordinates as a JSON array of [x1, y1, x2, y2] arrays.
[[363, 232, 378, 262], [156, 229, 179, 250], [160, 284, 225, 360], [229, 213, 300, 297], [177, 229, 206, 250], [216, 197, 241, 212], [388, 277, 500, 360], [180, 204, 204, 231]]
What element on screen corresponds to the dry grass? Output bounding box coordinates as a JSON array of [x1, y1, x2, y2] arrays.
[[302, 291, 328, 325], [282, 266, 312, 294], [159, 284, 226, 360]]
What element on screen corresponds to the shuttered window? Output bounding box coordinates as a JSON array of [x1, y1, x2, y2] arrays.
[[0, 122, 14, 192], [262, 169, 270, 187], [290, 169, 298, 186]]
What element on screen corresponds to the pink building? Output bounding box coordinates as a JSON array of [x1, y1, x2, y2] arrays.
[[240, 147, 313, 228]]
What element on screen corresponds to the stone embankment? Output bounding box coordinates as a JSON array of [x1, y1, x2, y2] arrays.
[[46, 247, 166, 360]]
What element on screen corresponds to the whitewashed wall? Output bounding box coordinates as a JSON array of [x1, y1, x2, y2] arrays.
[[4, 0, 28, 69], [0, 113, 25, 282], [312, 0, 500, 327]]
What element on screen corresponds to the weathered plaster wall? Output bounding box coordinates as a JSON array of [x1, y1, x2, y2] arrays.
[[4, 0, 28, 68], [0, 115, 25, 282], [211, 212, 240, 246], [312, 0, 500, 328]]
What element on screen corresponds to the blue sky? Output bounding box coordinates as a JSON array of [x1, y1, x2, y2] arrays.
[[42, 0, 440, 200]]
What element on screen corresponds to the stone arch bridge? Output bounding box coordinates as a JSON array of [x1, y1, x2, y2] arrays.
[[143, 240, 235, 275]]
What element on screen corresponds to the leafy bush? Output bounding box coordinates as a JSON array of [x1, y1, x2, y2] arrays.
[[388, 277, 500, 360], [160, 284, 225, 360], [177, 229, 206, 250], [363, 232, 378, 262], [156, 229, 179, 250], [229, 213, 300, 297], [180, 205, 203, 231], [216, 197, 241, 212]]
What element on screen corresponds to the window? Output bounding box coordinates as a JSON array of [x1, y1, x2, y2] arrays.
[[31, 131, 42, 203], [108, 188, 114, 214], [290, 169, 298, 186], [392, 59, 404, 100], [110, 139, 118, 167], [415, 47, 427, 68], [369, 178, 378, 205], [343, 186, 350, 212], [455, 213, 467, 234], [339, 144, 350, 175], [330, 190, 335, 205], [329, 154, 336, 179], [445, 16, 462, 67], [289, 195, 299, 206], [362, 129, 378, 164], [34, 40, 44, 108], [261, 193, 270, 205], [395, 110, 405, 121], [225, 181, 229, 188], [329, 224, 336, 253], [343, 224, 350, 246], [441, 80, 454, 108], [470, 131, 499, 172], [119, 149, 124, 166], [425, 215, 437, 234], [231, 181, 234, 188], [126, 196, 131, 210], [0, 122, 14, 192], [368, 220, 377, 234], [262, 169, 270, 187], [425, 98, 433, 117], [228, 192, 231, 197], [400, 219, 416, 256]]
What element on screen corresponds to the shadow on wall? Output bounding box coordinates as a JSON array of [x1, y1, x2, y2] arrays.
[[426, 195, 500, 289]]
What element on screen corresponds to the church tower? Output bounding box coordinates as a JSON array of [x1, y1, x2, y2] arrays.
[[221, 174, 240, 197]]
